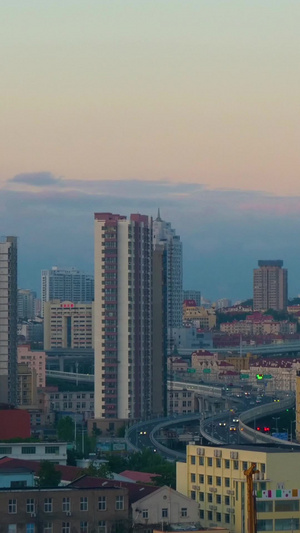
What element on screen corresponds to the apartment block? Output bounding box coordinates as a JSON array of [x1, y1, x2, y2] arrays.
[[177, 444, 300, 533], [253, 260, 288, 311], [44, 300, 93, 350], [18, 345, 46, 388]]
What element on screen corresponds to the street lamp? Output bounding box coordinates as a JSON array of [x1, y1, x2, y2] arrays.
[[272, 417, 280, 433]]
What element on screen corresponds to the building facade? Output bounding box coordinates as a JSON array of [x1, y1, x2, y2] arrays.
[[94, 213, 153, 420], [177, 443, 300, 533], [183, 290, 201, 307], [41, 266, 94, 316], [17, 289, 36, 320], [253, 260, 288, 311], [153, 210, 183, 347], [44, 300, 93, 350], [18, 345, 46, 389], [0, 236, 18, 405]]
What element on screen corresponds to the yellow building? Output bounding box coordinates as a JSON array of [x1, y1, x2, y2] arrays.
[[177, 444, 300, 533], [225, 353, 253, 372], [17, 362, 38, 408], [183, 305, 216, 330]]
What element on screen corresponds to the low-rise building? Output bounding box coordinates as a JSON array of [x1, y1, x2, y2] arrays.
[[0, 442, 68, 465], [168, 389, 198, 415], [183, 305, 216, 330], [220, 313, 297, 336], [248, 358, 300, 392], [177, 443, 300, 533], [47, 390, 94, 420]]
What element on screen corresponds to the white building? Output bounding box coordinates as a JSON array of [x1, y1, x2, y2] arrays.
[[153, 210, 183, 346], [94, 213, 153, 420], [0, 442, 68, 464], [41, 266, 94, 316], [0, 236, 18, 405]]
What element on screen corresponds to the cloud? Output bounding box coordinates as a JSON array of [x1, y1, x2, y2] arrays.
[[9, 172, 62, 187], [1, 175, 300, 301]]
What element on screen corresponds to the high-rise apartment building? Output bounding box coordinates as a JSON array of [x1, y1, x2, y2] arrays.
[[17, 288, 36, 320], [253, 260, 288, 311], [41, 266, 94, 316], [44, 300, 93, 350], [153, 210, 183, 349], [94, 213, 153, 420], [0, 236, 18, 405]]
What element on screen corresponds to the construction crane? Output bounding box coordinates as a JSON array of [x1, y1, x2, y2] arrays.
[[244, 463, 259, 533]]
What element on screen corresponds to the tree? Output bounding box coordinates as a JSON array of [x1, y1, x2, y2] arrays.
[[37, 461, 62, 488], [86, 462, 113, 479], [57, 416, 75, 442]]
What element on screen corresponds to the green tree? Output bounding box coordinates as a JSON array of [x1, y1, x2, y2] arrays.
[[37, 461, 62, 488], [86, 462, 113, 479], [57, 416, 75, 442]]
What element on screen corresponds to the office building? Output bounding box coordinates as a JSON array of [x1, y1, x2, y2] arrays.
[[17, 289, 36, 320], [177, 443, 300, 533], [0, 236, 18, 405], [153, 210, 183, 348], [41, 266, 94, 316], [183, 290, 201, 307], [94, 212, 153, 420], [44, 300, 93, 350], [253, 260, 288, 311]]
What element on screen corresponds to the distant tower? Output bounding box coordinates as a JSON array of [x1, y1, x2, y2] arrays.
[[94, 213, 153, 420], [0, 237, 18, 404], [253, 260, 288, 311], [153, 210, 183, 350]]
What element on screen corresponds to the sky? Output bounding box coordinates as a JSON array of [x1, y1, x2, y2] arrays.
[[1, 1, 300, 300]]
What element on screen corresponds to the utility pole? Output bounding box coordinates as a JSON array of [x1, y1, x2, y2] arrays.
[[244, 463, 259, 533]]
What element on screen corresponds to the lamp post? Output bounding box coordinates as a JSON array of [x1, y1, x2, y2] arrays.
[[272, 417, 280, 433]]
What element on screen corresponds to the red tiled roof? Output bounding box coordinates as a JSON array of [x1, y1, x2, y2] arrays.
[[69, 475, 158, 503], [119, 470, 161, 484], [0, 457, 84, 482]]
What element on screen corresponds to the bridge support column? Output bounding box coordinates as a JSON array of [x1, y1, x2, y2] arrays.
[[59, 358, 64, 372]]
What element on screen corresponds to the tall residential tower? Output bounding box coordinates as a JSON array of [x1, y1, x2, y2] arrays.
[[0, 237, 18, 404], [153, 210, 183, 350], [94, 213, 153, 420], [253, 260, 288, 311]]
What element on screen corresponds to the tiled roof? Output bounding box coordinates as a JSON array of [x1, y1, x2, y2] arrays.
[[0, 457, 84, 482], [69, 475, 158, 503], [119, 470, 161, 483]]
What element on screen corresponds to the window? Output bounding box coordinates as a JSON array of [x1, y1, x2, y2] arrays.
[[208, 493, 213, 503], [26, 499, 35, 514], [8, 526, 17, 533], [216, 458, 221, 468], [207, 457, 213, 467], [11, 480, 27, 488], [190, 456, 196, 465], [216, 476, 222, 486], [43, 524, 53, 533], [80, 497, 88, 511], [62, 523, 70, 533], [225, 514, 231, 524], [98, 521, 106, 533], [275, 500, 299, 512], [216, 494, 221, 504], [26, 526, 35, 533], [22, 447, 36, 454], [225, 477, 230, 487], [0, 446, 12, 454], [62, 497, 70, 512], [190, 491, 196, 500], [233, 460, 239, 470], [8, 499, 17, 514], [181, 508, 187, 517], [162, 508, 168, 518], [191, 473, 196, 483], [199, 492, 204, 502], [207, 475, 213, 485], [261, 463, 266, 474], [225, 496, 230, 506], [199, 510, 204, 520], [242, 461, 248, 470], [216, 513, 222, 522], [199, 456, 204, 466], [80, 522, 88, 533], [225, 459, 230, 469], [207, 511, 212, 521], [257, 501, 273, 513], [44, 498, 53, 513], [115, 495, 124, 511], [142, 510, 149, 519], [45, 446, 59, 454], [275, 519, 299, 531], [257, 519, 273, 531], [98, 496, 106, 511], [199, 474, 204, 484]]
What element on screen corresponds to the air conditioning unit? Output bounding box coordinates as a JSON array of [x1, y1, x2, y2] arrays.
[[209, 487, 217, 492], [214, 450, 222, 458], [197, 448, 205, 456], [66, 511, 72, 517], [192, 485, 200, 490], [209, 505, 217, 510], [31, 513, 36, 518], [226, 490, 234, 495], [230, 451, 238, 459], [227, 508, 235, 514]]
